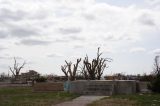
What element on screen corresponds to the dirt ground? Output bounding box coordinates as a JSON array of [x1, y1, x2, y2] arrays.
[[53, 96, 107, 106]]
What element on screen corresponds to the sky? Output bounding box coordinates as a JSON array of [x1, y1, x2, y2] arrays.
[[0, 0, 160, 76]]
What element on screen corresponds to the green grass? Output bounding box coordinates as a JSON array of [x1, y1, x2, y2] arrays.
[[0, 87, 78, 106], [88, 93, 160, 106]]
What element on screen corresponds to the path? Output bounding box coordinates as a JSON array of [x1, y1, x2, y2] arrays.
[[53, 96, 108, 106]]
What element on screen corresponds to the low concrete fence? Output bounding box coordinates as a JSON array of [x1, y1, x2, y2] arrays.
[[33, 82, 64, 92], [65, 80, 137, 95], [138, 81, 150, 93], [32, 81, 150, 95], [0, 83, 30, 88]]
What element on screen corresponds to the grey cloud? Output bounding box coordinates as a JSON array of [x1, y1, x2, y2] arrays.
[[0, 20, 40, 38], [26, 61, 35, 65], [28, 10, 50, 20], [6, 56, 23, 60], [102, 35, 118, 41], [101, 34, 124, 42], [0, 8, 26, 21], [47, 53, 63, 58], [54, 38, 69, 43], [10, 27, 39, 38], [0, 56, 7, 59], [146, 0, 160, 6], [0, 57, 14, 60], [138, 13, 155, 26], [13, 56, 23, 60], [59, 27, 82, 34], [151, 49, 160, 54], [18, 39, 52, 46], [0, 25, 39, 39], [0, 7, 50, 21], [0, 30, 8, 38], [73, 45, 84, 49], [54, 35, 85, 43], [129, 47, 146, 53], [0, 46, 7, 51], [0, 55, 21, 60], [55, 7, 73, 17], [0, 64, 8, 69], [68, 35, 85, 41], [106, 35, 116, 40], [83, 13, 96, 20]]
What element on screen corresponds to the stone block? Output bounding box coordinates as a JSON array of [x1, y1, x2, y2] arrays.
[[33, 82, 64, 92], [138, 81, 151, 93], [67, 80, 137, 95]]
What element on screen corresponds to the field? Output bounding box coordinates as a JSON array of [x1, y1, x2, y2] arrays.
[[0, 87, 78, 106], [1, 86, 160, 106], [88, 93, 160, 106]]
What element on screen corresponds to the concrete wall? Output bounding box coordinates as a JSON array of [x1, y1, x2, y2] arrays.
[[33, 82, 63, 92], [67, 80, 137, 95], [114, 80, 136, 94], [138, 81, 151, 93]]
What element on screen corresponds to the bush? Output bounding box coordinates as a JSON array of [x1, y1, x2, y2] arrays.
[[35, 76, 47, 82], [139, 75, 155, 82], [148, 75, 160, 93]]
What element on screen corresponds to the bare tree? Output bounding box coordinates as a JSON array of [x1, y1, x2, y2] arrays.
[[61, 58, 81, 81], [83, 55, 97, 80], [9, 57, 26, 79], [83, 47, 112, 80], [81, 64, 89, 80], [153, 55, 160, 76]]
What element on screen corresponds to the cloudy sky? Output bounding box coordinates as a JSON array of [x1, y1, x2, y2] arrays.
[[0, 0, 160, 76]]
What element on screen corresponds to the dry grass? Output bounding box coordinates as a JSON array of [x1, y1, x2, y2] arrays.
[[88, 94, 160, 106], [0, 87, 78, 106], [88, 98, 137, 106]]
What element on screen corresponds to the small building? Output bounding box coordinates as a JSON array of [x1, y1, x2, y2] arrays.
[[21, 70, 40, 83]]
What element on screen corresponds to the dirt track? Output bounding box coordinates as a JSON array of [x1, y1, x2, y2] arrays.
[[53, 96, 107, 106]]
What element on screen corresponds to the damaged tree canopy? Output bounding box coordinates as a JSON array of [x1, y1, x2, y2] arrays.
[[82, 47, 112, 80], [153, 55, 160, 76], [61, 47, 112, 81], [61, 58, 81, 81], [9, 57, 26, 79]]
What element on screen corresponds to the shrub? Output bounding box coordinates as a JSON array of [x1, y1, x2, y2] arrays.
[[35, 76, 47, 82], [148, 75, 160, 93], [139, 75, 155, 82]]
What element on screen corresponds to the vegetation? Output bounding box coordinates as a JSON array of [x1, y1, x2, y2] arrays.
[[82, 47, 112, 80], [9, 57, 26, 79], [153, 56, 160, 75], [61, 47, 112, 81], [0, 72, 9, 81], [35, 76, 47, 82], [139, 74, 155, 82], [149, 55, 160, 93], [88, 94, 160, 106], [0, 87, 78, 106], [61, 58, 81, 81], [149, 75, 160, 93]]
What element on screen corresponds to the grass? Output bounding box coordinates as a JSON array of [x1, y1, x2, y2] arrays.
[[88, 93, 160, 106], [0, 87, 78, 106]]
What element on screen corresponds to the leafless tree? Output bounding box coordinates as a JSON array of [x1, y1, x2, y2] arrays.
[[81, 64, 89, 80], [83, 47, 112, 80], [153, 55, 160, 76], [9, 57, 26, 79], [61, 58, 81, 81]]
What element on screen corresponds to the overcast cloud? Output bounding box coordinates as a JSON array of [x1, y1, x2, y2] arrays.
[[18, 39, 52, 46], [0, 0, 160, 75]]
